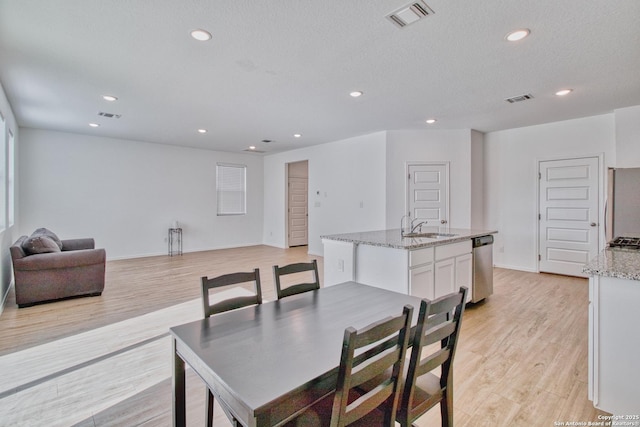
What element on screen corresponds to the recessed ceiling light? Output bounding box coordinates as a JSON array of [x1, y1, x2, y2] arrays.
[[426, 118, 437, 124], [249, 146, 256, 150], [190, 29, 212, 41], [555, 89, 573, 96], [197, 129, 207, 134], [102, 95, 118, 102], [89, 123, 100, 128], [294, 133, 302, 138], [349, 91, 363, 98], [505, 29, 530, 42]]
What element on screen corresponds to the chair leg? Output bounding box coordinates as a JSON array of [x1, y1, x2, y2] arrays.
[[214, 394, 242, 426], [440, 393, 453, 427], [396, 409, 409, 427], [206, 385, 242, 426], [206, 389, 214, 427]]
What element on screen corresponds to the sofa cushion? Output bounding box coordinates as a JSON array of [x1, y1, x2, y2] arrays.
[[22, 235, 62, 255], [31, 228, 63, 249]]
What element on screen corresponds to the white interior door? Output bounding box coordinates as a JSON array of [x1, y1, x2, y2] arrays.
[[288, 161, 308, 247], [407, 163, 449, 226], [539, 157, 600, 277]]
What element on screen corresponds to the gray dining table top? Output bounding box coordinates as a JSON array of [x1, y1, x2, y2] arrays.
[[170, 281, 423, 425]]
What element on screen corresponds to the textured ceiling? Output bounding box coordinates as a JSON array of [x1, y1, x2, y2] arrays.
[[1, 0, 639, 154]]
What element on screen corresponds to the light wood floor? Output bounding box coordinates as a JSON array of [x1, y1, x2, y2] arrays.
[[0, 245, 609, 426]]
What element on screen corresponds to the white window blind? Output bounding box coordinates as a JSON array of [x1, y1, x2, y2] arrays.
[[217, 163, 246, 215]]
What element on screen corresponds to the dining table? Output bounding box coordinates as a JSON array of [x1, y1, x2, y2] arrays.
[[170, 281, 423, 427]]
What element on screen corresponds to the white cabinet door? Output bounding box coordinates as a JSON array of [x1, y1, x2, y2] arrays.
[[588, 277, 595, 402], [592, 275, 640, 413], [410, 263, 434, 300], [455, 253, 473, 303], [434, 258, 455, 299]]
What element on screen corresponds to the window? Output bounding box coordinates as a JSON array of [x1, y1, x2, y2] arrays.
[[217, 163, 246, 215]]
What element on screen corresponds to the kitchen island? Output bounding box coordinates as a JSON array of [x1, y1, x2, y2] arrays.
[[321, 227, 497, 302], [583, 249, 640, 414]]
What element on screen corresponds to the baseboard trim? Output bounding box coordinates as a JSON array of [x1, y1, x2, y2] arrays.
[[106, 242, 267, 261], [0, 280, 13, 316], [493, 263, 538, 273], [307, 249, 323, 257]]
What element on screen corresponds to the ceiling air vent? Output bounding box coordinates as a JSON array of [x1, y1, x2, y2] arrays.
[[244, 149, 265, 153], [387, 1, 434, 28], [505, 94, 534, 104], [97, 111, 122, 119]]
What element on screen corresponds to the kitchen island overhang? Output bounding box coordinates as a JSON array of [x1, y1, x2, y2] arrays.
[[321, 227, 497, 302]]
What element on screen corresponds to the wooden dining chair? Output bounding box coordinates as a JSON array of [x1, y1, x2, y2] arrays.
[[201, 268, 263, 318], [200, 269, 263, 427], [284, 304, 414, 427], [396, 287, 468, 427], [272, 259, 320, 299]]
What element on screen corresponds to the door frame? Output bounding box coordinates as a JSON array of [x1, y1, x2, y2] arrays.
[[405, 161, 450, 222], [285, 160, 309, 248], [535, 153, 605, 273]]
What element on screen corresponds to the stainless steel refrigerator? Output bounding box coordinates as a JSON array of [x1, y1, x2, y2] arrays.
[[606, 167, 640, 242]]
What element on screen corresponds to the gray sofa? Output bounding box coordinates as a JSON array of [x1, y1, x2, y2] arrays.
[[10, 235, 106, 308]]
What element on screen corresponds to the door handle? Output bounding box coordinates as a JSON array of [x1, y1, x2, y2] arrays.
[[441, 220, 448, 224], [590, 222, 597, 227]]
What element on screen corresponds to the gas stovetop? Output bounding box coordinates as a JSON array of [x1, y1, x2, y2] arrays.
[[609, 236, 640, 250]]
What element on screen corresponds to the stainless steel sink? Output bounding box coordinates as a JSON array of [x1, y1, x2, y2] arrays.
[[402, 232, 457, 239]]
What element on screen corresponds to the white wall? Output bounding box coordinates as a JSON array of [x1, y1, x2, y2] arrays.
[[0, 82, 18, 313], [10, 100, 640, 315], [18, 129, 264, 259], [385, 129, 475, 229], [263, 132, 387, 255], [470, 130, 485, 230], [615, 105, 640, 168], [484, 114, 616, 272]]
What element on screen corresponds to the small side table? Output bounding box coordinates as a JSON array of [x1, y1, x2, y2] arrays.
[[168, 228, 182, 256]]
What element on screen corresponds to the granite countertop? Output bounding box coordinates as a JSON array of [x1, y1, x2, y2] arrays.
[[583, 248, 640, 281], [320, 227, 497, 250]]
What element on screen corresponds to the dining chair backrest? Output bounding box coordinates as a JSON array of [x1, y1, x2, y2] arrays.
[[331, 304, 414, 427], [272, 259, 319, 299], [201, 268, 263, 427], [200, 268, 263, 318], [397, 287, 468, 427]]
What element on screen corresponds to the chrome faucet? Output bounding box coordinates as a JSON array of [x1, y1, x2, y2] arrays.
[[400, 214, 410, 235], [401, 215, 427, 237], [410, 218, 426, 233]]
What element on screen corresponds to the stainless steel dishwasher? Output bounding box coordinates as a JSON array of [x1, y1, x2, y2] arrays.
[[471, 235, 494, 302]]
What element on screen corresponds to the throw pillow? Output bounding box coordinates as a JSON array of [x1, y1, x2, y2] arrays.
[[31, 227, 63, 249], [21, 235, 62, 255]]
